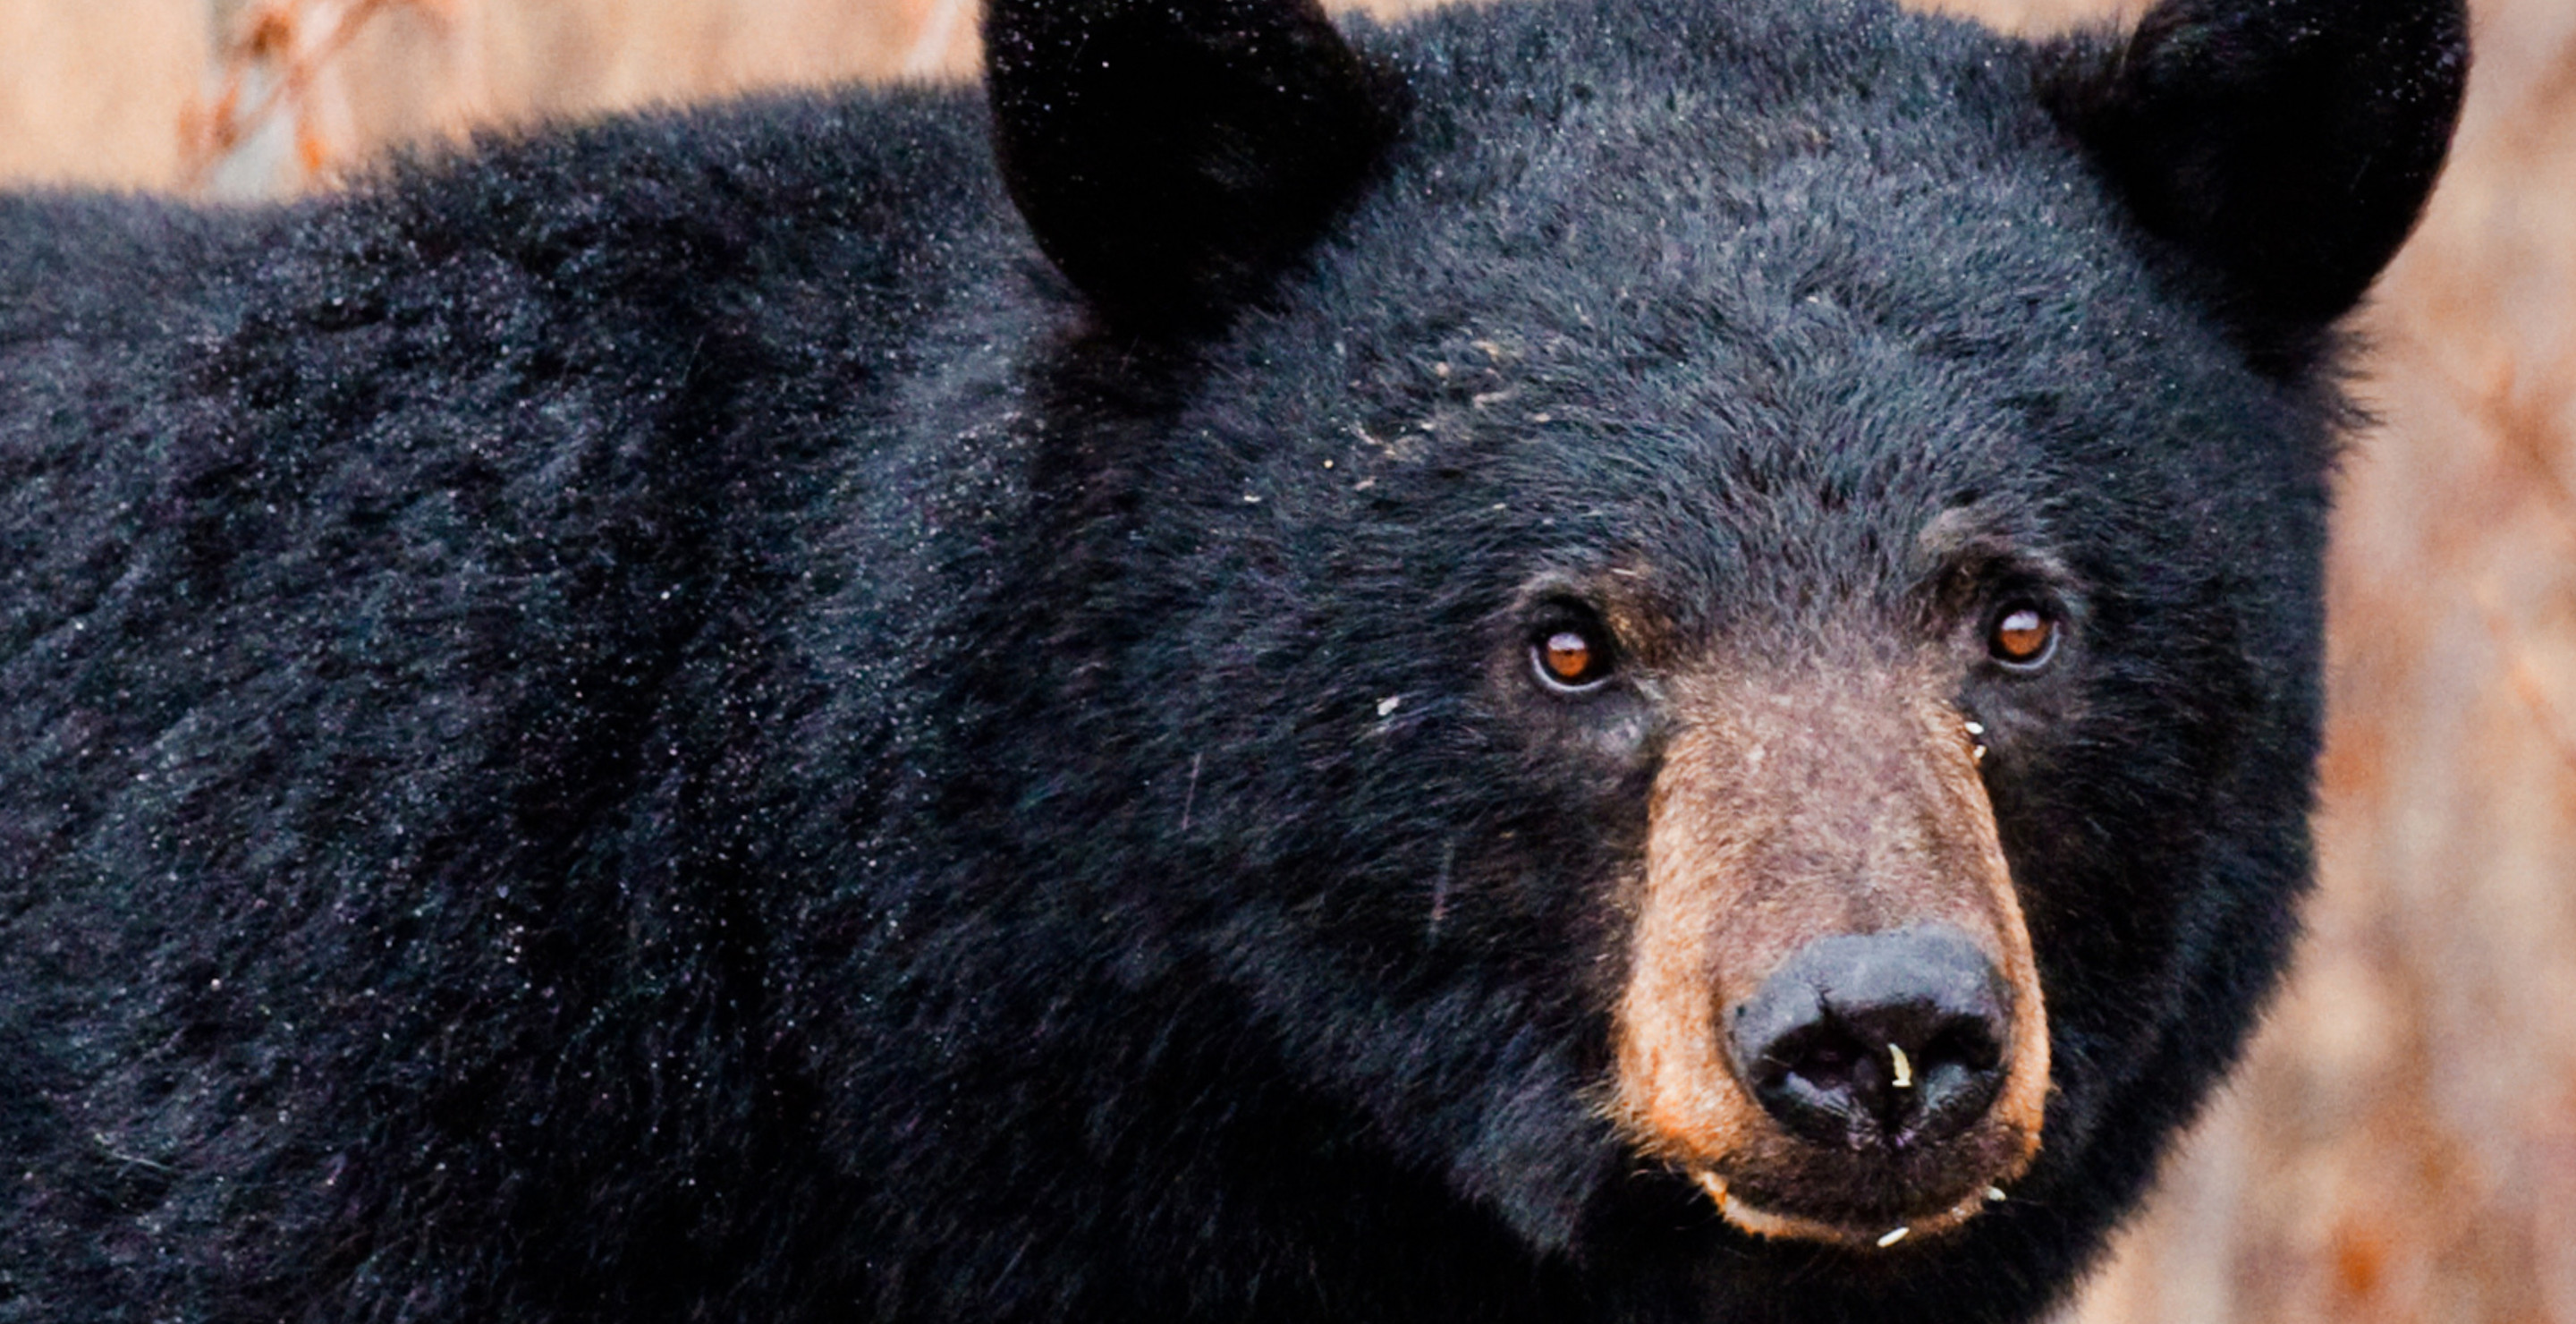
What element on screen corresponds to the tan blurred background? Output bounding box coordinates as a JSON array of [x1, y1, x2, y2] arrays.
[[3, 0, 2572, 1318]]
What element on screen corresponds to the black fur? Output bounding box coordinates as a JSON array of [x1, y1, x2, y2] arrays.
[[986, 0, 1402, 327], [2038, 0, 2470, 367], [0, 0, 2462, 1320]]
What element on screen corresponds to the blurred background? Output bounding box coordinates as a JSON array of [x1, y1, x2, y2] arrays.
[[1, 0, 2571, 1318]]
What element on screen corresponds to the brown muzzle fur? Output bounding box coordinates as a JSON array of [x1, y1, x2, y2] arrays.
[[1607, 662, 2048, 1247]]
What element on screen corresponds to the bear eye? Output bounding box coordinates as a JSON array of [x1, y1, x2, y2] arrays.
[[1532, 623, 1615, 692], [1987, 603, 2058, 669]]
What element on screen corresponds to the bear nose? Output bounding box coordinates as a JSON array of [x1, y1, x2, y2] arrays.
[[1726, 925, 2010, 1152]]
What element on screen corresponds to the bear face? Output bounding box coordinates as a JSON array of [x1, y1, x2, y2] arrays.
[[978, 0, 2460, 1270], [0, 0, 2465, 1319], [956, 0, 2464, 1304]]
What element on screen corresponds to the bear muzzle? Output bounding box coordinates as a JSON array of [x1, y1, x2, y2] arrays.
[[1606, 666, 2049, 1250]]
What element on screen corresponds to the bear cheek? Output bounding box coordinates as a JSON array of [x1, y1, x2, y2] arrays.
[[1605, 671, 2051, 1244]]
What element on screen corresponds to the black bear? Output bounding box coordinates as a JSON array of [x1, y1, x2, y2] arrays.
[[0, 0, 2465, 1319]]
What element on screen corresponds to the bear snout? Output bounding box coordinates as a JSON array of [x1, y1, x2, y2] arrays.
[[1607, 666, 2050, 1248]]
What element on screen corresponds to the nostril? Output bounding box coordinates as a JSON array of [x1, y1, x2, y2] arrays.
[[1744, 1018, 1891, 1148], [1728, 926, 2012, 1151], [1925, 1020, 2004, 1079], [1885, 1014, 2005, 1146]]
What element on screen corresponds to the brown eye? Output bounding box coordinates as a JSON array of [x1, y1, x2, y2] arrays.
[[1534, 626, 1612, 691], [1988, 604, 2057, 668]]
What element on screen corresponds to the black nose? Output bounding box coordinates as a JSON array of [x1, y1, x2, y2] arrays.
[[1727, 925, 2010, 1152]]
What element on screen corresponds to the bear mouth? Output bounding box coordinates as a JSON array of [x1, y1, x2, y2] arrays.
[[1690, 1168, 2007, 1250], [1676, 1112, 2039, 1250]]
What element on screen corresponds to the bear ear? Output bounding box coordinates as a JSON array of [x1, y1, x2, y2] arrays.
[[983, 0, 1401, 333], [2040, 0, 2469, 358]]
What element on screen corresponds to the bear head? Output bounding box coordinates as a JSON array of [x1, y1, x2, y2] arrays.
[[975, 0, 2463, 1299]]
